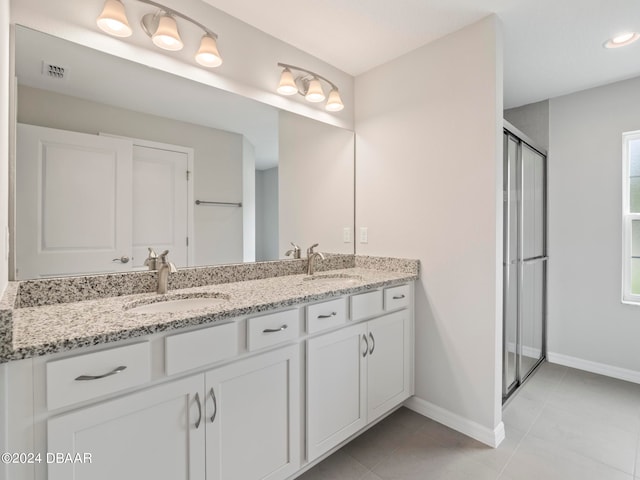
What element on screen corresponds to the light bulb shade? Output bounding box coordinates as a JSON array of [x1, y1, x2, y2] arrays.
[[96, 0, 132, 37], [325, 88, 344, 112], [305, 78, 325, 103], [152, 14, 183, 51], [277, 68, 298, 95], [195, 35, 222, 67]]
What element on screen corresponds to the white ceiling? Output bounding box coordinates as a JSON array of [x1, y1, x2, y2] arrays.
[[202, 0, 640, 108]]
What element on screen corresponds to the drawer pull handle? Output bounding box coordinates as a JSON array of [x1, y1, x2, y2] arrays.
[[210, 388, 218, 423], [318, 312, 337, 319], [263, 324, 288, 333], [195, 392, 202, 429], [362, 334, 369, 358], [369, 332, 375, 355], [392, 294, 406, 300], [75, 365, 127, 381]]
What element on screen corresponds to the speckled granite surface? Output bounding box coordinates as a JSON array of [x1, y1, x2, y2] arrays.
[[355, 256, 419, 275], [17, 254, 355, 308], [1, 260, 418, 362]]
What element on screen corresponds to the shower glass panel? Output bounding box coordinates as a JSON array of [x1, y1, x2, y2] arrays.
[[503, 136, 519, 393], [503, 123, 547, 402], [521, 261, 545, 375]]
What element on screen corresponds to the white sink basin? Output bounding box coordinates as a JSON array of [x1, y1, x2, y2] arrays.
[[303, 273, 363, 284], [126, 294, 229, 314]]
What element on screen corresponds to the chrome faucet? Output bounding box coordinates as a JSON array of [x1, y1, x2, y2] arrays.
[[285, 242, 301, 259], [156, 250, 177, 294], [144, 247, 158, 271], [306, 244, 325, 275]]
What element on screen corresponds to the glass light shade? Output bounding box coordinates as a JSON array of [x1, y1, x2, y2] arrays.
[[195, 35, 222, 67], [96, 0, 132, 37], [152, 15, 183, 51], [277, 68, 298, 95], [305, 78, 325, 103], [325, 88, 344, 112]]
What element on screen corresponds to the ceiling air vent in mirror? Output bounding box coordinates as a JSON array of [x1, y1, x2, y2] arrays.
[[41, 62, 66, 79]]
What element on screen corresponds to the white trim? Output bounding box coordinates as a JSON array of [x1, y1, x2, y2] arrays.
[[548, 352, 640, 384], [505, 341, 542, 359], [404, 396, 505, 448], [100, 133, 195, 267], [621, 131, 640, 304]]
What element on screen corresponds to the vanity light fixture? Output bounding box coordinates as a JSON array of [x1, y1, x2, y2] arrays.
[[604, 32, 640, 48], [276, 63, 344, 112], [96, 0, 222, 67]]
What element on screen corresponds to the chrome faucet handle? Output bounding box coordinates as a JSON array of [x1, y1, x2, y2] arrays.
[[307, 243, 319, 256], [285, 242, 302, 259], [144, 247, 158, 270], [158, 250, 177, 272]]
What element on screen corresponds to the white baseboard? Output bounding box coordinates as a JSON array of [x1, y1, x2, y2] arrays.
[[404, 396, 505, 448], [547, 352, 640, 385], [505, 341, 542, 359]]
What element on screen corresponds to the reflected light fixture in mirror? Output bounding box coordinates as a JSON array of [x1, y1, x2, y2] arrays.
[[276, 63, 344, 112], [97, 0, 222, 67], [148, 13, 183, 51], [96, 0, 132, 37]]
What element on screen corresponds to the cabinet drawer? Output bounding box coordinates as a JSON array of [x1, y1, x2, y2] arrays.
[[46, 342, 150, 410], [247, 309, 299, 351], [350, 290, 383, 321], [165, 322, 238, 375], [307, 297, 347, 334], [384, 284, 410, 311]]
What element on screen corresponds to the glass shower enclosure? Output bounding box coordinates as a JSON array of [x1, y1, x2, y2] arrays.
[[503, 121, 547, 402]]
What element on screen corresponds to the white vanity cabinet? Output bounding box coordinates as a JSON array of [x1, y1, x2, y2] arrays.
[[47, 374, 205, 480], [4, 281, 414, 480], [205, 345, 300, 480], [46, 345, 300, 480], [306, 303, 413, 461]]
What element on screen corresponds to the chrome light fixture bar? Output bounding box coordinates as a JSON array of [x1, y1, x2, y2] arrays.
[[276, 62, 344, 112], [96, 0, 222, 67]]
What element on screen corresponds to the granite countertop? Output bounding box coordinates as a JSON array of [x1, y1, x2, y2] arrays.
[[3, 267, 417, 362]]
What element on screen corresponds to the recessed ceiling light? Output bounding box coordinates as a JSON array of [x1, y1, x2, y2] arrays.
[[604, 32, 640, 48]]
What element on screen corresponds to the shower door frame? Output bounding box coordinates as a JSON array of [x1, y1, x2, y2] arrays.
[[502, 120, 548, 402]]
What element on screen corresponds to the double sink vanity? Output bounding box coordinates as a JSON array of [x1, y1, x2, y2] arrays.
[[0, 254, 418, 480]]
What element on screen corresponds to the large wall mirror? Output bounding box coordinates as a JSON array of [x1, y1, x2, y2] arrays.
[[12, 26, 355, 280]]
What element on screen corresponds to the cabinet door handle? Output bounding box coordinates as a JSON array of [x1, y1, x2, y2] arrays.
[[318, 312, 337, 319], [75, 365, 127, 381], [195, 392, 202, 429], [362, 334, 369, 358], [209, 387, 217, 423], [263, 324, 288, 333], [392, 294, 405, 300], [369, 332, 375, 355]]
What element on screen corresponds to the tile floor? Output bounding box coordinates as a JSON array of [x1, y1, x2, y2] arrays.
[[297, 362, 640, 480]]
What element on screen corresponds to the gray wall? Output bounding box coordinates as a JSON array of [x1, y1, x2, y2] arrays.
[[256, 167, 279, 261], [504, 100, 549, 151], [17, 85, 245, 266], [279, 111, 354, 255], [548, 75, 640, 376], [355, 16, 504, 443]]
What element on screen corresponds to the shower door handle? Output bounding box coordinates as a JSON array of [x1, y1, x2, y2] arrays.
[[522, 256, 548, 265]]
